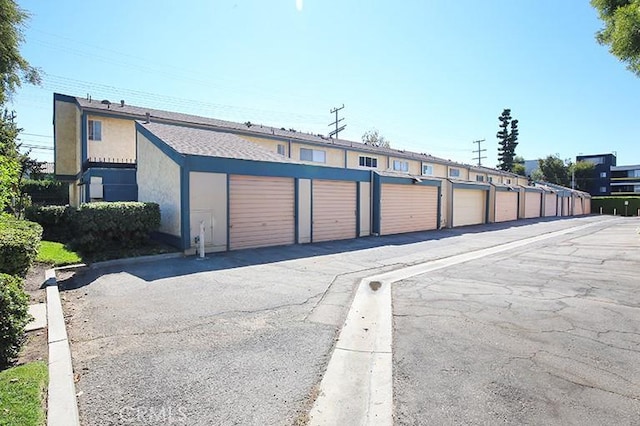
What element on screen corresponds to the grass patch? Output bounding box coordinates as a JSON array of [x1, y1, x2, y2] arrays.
[[0, 362, 47, 426], [36, 241, 82, 267]]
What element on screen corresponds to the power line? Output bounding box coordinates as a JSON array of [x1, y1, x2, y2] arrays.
[[472, 139, 487, 166]]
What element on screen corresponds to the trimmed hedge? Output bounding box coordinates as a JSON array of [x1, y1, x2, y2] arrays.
[[0, 274, 30, 368], [24, 205, 75, 243], [26, 202, 161, 253], [22, 179, 69, 206], [72, 202, 160, 252], [0, 215, 43, 278], [591, 197, 640, 216]]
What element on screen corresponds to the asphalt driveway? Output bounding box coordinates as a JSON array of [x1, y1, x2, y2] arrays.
[[393, 219, 640, 425], [59, 215, 638, 425]]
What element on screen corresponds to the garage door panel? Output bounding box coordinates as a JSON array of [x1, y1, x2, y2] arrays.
[[312, 180, 356, 242], [453, 188, 485, 227], [524, 192, 541, 218], [544, 194, 557, 217], [380, 184, 438, 235], [229, 175, 294, 250], [495, 191, 518, 222]]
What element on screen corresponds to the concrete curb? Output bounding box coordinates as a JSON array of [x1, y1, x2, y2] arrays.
[[308, 219, 611, 425], [46, 268, 80, 426]]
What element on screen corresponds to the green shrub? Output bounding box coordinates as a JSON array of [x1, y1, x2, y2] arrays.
[[0, 274, 30, 368], [0, 215, 43, 277], [22, 178, 69, 205], [71, 202, 160, 253], [24, 205, 76, 242], [23, 202, 160, 255], [592, 197, 640, 216]]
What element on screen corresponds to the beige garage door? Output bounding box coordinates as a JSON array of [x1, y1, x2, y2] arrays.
[[574, 198, 583, 215], [495, 191, 518, 223], [584, 198, 591, 214], [312, 180, 356, 242], [380, 184, 438, 235], [229, 175, 295, 250], [544, 193, 557, 217], [452, 188, 486, 227], [563, 197, 570, 216], [524, 192, 541, 218]]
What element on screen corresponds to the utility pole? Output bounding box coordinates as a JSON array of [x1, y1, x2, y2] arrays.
[[328, 104, 346, 139], [472, 139, 487, 166]]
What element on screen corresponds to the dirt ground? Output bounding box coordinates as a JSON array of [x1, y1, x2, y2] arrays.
[[17, 264, 76, 366]]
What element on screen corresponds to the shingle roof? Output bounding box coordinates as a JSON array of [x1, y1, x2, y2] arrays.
[[70, 94, 518, 177], [138, 121, 301, 164]]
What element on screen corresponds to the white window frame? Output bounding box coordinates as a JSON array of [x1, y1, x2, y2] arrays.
[[449, 168, 460, 178], [476, 175, 485, 182], [506, 178, 512, 184], [277, 144, 286, 156], [359, 156, 377, 168], [393, 160, 409, 172], [300, 148, 326, 163], [488, 176, 493, 183], [88, 119, 102, 141], [421, 164, 433, 176]]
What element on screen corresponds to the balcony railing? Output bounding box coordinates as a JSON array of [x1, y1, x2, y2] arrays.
[[82, 157, 136, 171]]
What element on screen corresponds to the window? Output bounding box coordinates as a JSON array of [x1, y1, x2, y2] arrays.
[[300, 148, 326, 163], [506, 178, 512, 184], [600, 186, 607, 193], [449, 168, 460, 178], [277, 144, 286, 156], [488, 176, 493, 183], [600, 171, 607, 178], [633, 170, 640, 178], [88, 120, 102, 141], [359, 156, 378, 168], [422, 164, 433, 176], [393, 160, 409, 172], [476, 175, 484, 182]]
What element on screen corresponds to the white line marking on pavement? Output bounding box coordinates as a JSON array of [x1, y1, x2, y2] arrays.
[[308, 219, 612, 426]]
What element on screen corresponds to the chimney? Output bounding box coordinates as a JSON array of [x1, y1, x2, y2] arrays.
[[145, 112, 150, 123], [120, 100, 125, 107]]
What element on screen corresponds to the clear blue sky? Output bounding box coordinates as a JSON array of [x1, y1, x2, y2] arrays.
[[9, 0, 640, 167]]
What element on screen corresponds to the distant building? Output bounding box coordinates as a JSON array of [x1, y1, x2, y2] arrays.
[[610, 164, 640, 196], [576, 153, 617, 196]]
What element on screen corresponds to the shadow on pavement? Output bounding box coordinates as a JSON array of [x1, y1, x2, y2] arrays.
[[57, 216, 589, 290]]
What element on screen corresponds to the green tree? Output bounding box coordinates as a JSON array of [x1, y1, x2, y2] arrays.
[[0, 0, 41, 105], [512, 155, 526, 176], [570, 161, 596, 193], [0, 111, 21, 212], [362, 129, 391, 148], [537, 155, 570, 187], [591, 0, 640, 77], [496, 108, 519, 172]]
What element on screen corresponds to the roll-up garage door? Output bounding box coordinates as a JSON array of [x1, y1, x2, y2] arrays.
[[312, 180, 356, 242], [494, 191, 518, 223], [452, 188, 486, 227], [229, 175, 294, 250], [544, 193, 557, 217], [584, 198, 591, 214], [563, 197, 570, 216], [574, 198, 583, 215], [524, 192, 541, 218], [380, 184, 438, 235]]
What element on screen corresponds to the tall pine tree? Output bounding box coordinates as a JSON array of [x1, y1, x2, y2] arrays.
[[496, 108, 519, 172]]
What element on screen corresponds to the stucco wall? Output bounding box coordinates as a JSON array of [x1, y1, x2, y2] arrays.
[[290, 142, 344, 167], [189, 172, 228, 252], [87, 115, 136, 161], [346, 151, 382, 170], [242, 135, 289, 157], [137, 132, 181, 237], [54, 100, 81, 176]]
